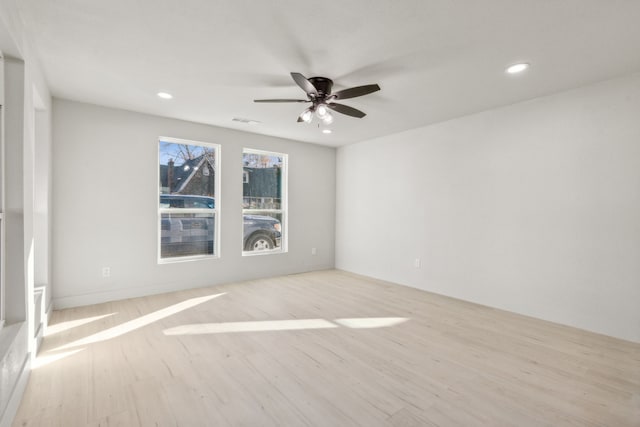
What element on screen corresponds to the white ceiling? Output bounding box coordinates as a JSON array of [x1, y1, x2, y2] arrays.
[[16, 0, 640, 147]]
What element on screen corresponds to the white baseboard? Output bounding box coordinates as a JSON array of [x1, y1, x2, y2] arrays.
[[53, 281, 199, 309], [54, 266, 335, 309], [0, 352, 30, 427], [44, 299, 53, 336]]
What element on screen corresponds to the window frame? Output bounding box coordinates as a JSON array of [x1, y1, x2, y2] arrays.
[[0, 102, 4, 328], [157, 136, 221, 263], [242, 148, 288, 256]]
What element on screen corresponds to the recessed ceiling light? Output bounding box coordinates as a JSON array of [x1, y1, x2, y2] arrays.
[[157, 92, 173, 99], [506, 63, 530, 74], [322, 129, 332, 134]]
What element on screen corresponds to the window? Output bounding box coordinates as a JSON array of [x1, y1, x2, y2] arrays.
[[158, 137, 219, 261], [242, 149, 287, 255]]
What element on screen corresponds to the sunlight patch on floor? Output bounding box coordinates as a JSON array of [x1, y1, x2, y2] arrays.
[[334, 317, 409, 328], [33, 348, 84, 369], [46, 313, 117, 336], [163, 319, 338, 335], [53, 293, 226, 351], [163, 317, 409, 336]]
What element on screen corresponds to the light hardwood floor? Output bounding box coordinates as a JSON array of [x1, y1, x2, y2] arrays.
[[13, 270, 640, 426]]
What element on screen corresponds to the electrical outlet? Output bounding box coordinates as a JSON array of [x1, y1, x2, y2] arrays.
[[311, 247, 317, 256], [414, 258, 421, 268], [102, 267, 111, 278]]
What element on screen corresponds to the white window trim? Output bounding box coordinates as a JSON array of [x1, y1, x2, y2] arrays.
[[158, 136, 221, 263], [0, 100, 5, 327], [0, 212, 4, 329], [242, 148, 288, 256]]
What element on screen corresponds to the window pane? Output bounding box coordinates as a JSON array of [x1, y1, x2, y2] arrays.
[[160, 141, 216, 204], [242, 153, 283, 210], [243, 212, 282, 252], [159, 137, 219, 261], [161, 212, 215, 258], [242, 148, 286, 256]]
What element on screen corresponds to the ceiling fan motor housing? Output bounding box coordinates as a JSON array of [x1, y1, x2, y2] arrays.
[[308, 77, 333, 98]]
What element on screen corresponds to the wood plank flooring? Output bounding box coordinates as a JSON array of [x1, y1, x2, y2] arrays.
[[13, 270, 640, 426]]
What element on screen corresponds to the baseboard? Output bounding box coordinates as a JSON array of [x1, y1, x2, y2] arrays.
[[54, 266, 336, 309], [335, 268, 640, 344], [45, 299, 53, 325], [53, 281, 203, 309], [34, 322, 44, 353], [0, 349, 30, 427]]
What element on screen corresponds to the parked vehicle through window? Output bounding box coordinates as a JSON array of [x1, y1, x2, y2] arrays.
[[159, 195, 281, 256]]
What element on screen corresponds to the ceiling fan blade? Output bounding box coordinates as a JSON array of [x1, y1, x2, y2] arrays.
[[291, 72, 319, 97], [333, 84, 380, 100], [254, 99, 309, 103], [327, 103, 367, 118]]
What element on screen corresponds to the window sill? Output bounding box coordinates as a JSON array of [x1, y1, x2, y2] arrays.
[[158, 254, 219, 264], [242, 249, 286, 257]]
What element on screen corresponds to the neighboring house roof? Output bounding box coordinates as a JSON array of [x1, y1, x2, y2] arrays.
[[160, 155, 215, 193]]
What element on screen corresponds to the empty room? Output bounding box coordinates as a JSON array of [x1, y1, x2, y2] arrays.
[[1, 1, 639, 426]]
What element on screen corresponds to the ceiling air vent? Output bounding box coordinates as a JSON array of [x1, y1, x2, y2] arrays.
[[232, 117, 261, 125]]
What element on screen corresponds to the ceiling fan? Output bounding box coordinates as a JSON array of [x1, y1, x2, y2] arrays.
[[254, 72, 381, 124]]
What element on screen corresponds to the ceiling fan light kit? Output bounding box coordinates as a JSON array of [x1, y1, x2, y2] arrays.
[[300, 108, 313, 123], [321, 112, 334, 124], [316, 104, 329, 118], [255, 72, 381, 123]]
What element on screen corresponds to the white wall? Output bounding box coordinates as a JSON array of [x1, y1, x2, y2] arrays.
[[336, 73, 640, 343], [52, 99, 335, 308]]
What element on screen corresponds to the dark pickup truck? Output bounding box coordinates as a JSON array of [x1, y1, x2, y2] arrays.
[[160, 195, 281, 257]]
